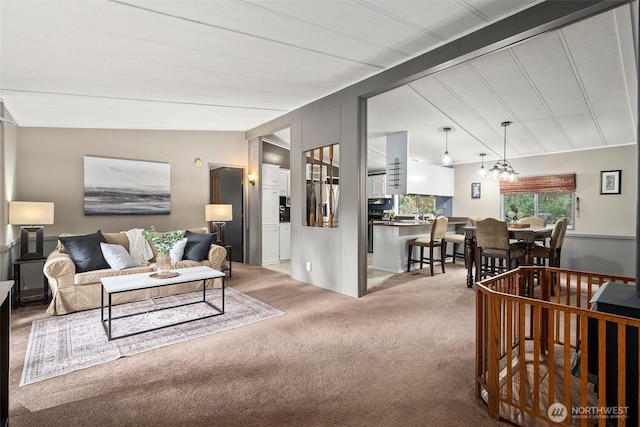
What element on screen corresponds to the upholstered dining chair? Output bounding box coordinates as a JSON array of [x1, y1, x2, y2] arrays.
[[532, 217, 568, 267], [444, 216, 482, 264], [518, 216, 548, 245], [475, 218, 525, 279], [518, 216, 546, 227], [407, 216, 448, 275]]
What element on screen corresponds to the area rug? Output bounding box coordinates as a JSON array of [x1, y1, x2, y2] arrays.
[[20, 288, 284, 386]]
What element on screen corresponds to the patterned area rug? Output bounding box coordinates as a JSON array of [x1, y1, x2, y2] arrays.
[[20, 288, 284, 385]]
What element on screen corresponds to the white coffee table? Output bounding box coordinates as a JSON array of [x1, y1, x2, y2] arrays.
[[100, 266, 225, 340]]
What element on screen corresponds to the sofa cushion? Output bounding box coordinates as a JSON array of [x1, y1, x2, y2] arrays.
[[104, 232, 131, 251], [59, 231, 110, 273], [170, 237, 188, 264], [100, 242, 137, 270], [183, 230, 216, 262], [74, 265, 155, 286]]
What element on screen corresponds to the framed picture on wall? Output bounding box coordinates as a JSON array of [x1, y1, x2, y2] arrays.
[[84, 156, 171, 215], [471, 182, 481, 199], [600, 170, 621, 195]]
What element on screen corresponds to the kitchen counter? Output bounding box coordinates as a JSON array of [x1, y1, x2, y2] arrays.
[[372, 220, 466, 273]]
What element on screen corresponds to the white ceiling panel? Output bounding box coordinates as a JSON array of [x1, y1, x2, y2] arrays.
[[0, 0, 636, 169]]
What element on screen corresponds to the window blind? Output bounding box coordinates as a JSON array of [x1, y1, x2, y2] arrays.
[[499, 173, 576, 194]]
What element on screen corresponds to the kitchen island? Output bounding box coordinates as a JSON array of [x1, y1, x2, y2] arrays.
[[372, 220, 465, 273]]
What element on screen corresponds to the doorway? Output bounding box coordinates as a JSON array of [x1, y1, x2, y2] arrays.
[[210, 167, 244, 262]]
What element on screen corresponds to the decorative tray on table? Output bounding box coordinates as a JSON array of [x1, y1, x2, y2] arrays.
[[149, 272, 180, 279]]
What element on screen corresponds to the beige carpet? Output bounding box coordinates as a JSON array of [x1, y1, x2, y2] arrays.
[[9, 262, 506, 427]]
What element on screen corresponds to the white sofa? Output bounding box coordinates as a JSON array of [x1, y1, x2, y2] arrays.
[[44, 228, 227, 315]]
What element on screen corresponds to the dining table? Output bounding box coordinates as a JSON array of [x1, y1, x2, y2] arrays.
[[463, 225, 553, 294]]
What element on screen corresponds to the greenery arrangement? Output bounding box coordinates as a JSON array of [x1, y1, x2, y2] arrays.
[[142, 226, 183, 253]]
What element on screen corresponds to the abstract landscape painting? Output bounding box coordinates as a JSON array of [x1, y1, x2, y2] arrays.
[[84, 156, 171, 215]]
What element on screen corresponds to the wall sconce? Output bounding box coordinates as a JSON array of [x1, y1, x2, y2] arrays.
[[194, 158, 203, 167], [248, 174, 256, 186]]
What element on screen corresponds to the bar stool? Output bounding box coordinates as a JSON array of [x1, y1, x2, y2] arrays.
[[407, 216, 448, 275]]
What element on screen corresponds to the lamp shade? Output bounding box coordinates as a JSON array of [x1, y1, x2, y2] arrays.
[[9, 201, 55, 225], [205, 204, 232, 222]]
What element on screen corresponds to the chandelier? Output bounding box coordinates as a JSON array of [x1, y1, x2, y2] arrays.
[[488, 121, 517, 182]]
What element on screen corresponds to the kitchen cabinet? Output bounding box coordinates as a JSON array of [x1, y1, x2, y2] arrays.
[[262, 225, 280, 264], [262, 188, 280, 226], [367, 174, 388, 198], [278, 169, 290, 196], [406, 163, 454, 196], [306, 163, 327, 181], [262, 164, 280, 188], [279, 223, 291, 260]]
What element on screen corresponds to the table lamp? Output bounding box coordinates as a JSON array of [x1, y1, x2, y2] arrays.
[[9, 201, 55, 260], [205, 204, 232, 244]]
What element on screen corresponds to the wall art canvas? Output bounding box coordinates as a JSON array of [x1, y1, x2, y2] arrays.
[[84, 156, 171, 215]]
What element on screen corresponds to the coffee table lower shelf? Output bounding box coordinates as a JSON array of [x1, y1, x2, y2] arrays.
[[100, 266, 225, 341]]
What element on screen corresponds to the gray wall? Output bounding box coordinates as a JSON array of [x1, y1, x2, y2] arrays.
[[14, 128, 247, 237], [5, 127, 247, 290]]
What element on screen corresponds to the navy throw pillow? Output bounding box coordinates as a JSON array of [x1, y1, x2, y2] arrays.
[[59, 230, 110, 273], [182, 230, 216, 262]]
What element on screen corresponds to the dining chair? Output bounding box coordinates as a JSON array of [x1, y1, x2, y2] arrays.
[[532, 217, 568, 267], [518, 216, 546, 227], [444, 216, 482, 264], [407, 216, 448, 275], [518, 216, 548, 246], [475, 218, 525, 279]]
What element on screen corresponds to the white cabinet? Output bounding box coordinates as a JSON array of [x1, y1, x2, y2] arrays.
[[306, 163, 327, 181], [367, 174, 388, 198], [278, 169, 290, 196], [262, 225, 280, 264], [262, 164, 280, 188], [406, 163, 455, 196], [279, 223, 291, 260], [262, 188, 280, 225]]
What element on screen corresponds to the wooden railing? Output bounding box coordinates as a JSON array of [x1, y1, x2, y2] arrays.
[[476, 267, 639, 426]]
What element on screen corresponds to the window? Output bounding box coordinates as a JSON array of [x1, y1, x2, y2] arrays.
[[396, 194, 435, 216], [500, 174, 575, 228]]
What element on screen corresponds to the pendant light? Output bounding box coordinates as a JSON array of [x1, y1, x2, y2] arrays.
[[441, 127, 452, 166], [478, 153, 487, 176], [488, 121, 517, 182]]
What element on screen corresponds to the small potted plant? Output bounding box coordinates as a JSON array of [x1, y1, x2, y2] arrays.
[[142, 226, 184, 277]]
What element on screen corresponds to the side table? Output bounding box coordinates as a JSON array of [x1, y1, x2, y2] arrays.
[[12, 257, 48, 308]]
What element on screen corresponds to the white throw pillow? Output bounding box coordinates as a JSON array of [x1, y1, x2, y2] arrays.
[[100, 242, 138, 270], [170, 238, 188, 264]]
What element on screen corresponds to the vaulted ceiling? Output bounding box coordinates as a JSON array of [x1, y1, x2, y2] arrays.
[[0, 0, 540, 129], [0, 1, 637, 171], [367, 2, 638, 170]]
